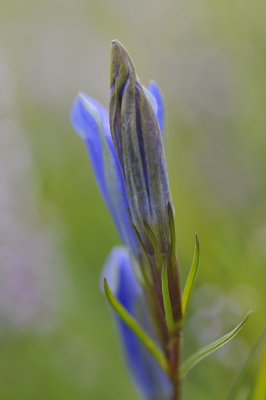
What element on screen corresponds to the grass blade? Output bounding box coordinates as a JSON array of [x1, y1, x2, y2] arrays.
[[253, 342, 266, 400], [227, 329, 266, 399], [180, 312, 252, 380]]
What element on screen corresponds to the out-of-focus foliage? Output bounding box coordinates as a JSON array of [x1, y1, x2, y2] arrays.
[[253, 344, 266, 400], [0, 1, 265, 399]]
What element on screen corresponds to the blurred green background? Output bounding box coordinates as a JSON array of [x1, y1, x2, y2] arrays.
[[0, 0, 265, 399]]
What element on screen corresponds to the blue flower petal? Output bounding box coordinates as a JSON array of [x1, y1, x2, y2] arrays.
[[103, 247, 172, 400], [70, 93, 107, 198], [70, 94, 140, 255], [149, 81, 165, 134]]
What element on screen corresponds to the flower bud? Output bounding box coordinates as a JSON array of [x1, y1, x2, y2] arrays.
[[109, 40, 173, 258]]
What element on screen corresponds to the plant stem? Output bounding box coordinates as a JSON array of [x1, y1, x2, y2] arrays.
[[167, 257, 182, 399], [169, 333, 182, 400]]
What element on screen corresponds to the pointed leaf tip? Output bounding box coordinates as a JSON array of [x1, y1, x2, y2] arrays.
[[182, 234, 200, 318], [180, 311, 252, 380]]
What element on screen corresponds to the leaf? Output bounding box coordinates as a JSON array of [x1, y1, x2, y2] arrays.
[[227, 329, 266, 399], [180, 312, 252, 380], [182, 235, 200, 318], [162, 264, 175, 333], [103, 278, 168, 373]]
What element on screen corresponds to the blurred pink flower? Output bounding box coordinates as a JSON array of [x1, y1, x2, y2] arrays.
[[0, 50, 65, 332]]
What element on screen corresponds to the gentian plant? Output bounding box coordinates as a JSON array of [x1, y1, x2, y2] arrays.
[[71, 40, 250, 400]]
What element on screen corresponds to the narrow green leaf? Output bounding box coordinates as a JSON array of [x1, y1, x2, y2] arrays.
[[227, 329, 266, 399], [182, 234, 200, 318], [253, 342, 266, 400], [103, 278, 168, 373], [162, 264, 175, 333], [180, 312, 252, 380]]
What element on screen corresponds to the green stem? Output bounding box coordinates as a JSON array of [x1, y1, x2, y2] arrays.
[[169, 335, 182, 400]]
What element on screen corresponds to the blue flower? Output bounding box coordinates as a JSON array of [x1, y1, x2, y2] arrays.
[[149, 81, 165, 134], [70, 42, 175, 399], [103, 247, 172, 400], [70, 83, 165, 256]]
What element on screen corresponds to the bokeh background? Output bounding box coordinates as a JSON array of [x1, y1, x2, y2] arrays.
[[0, 0, 265, 399]]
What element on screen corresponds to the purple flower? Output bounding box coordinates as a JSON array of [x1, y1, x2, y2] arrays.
[[103, 247, 171, 400], [70, 42, 175, 399], [70, 82, 165, 257]]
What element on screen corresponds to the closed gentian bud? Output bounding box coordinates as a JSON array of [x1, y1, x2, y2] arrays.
[[109, 40, 173, 258]]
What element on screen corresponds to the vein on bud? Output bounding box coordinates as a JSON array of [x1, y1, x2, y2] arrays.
[[109, 40, 173, 257]]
